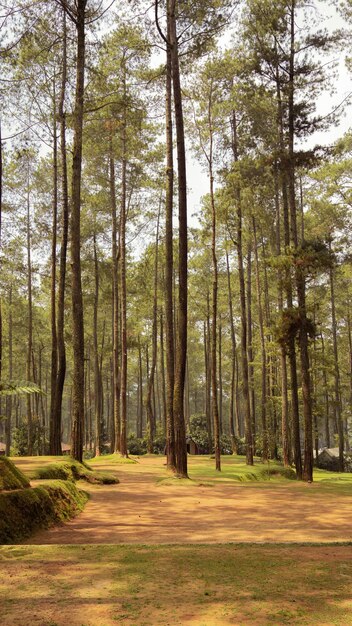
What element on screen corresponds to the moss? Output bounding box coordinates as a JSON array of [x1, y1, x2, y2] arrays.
[[0, 479, 88, 544], [0, 457, 30, 491], [32, 459, 119, 485]]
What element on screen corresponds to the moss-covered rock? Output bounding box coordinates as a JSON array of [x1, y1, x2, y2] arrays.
[[0, 479, 88, 544], [0, 456, 30, 491]]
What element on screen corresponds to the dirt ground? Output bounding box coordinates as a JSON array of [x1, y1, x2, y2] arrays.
[[17, 455, 352, 545], [1, 543, 352, 626]]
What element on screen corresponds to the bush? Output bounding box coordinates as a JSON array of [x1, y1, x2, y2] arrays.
[[188, 414, 211, 453], [12, 418, 47, 456], [127, 433, 147, 456]]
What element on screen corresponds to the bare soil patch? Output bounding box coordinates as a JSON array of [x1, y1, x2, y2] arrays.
[[17, 455, 352, 545]]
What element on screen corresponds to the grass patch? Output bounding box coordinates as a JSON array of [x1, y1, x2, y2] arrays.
[[0, 456, 30, 491], [1, 544, 352, 625], [89, 453, 138, 465], [30, 458, 119, 485], [0, 479, 88, 544]]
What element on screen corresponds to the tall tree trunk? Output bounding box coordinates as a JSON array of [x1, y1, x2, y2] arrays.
[[146, 212, 160, 452], [232, 111, 253, 465], [137, 335, 143, 438], [276, 57, 302, 478], [120, 68, 128, 458], [246, 243, 255, 443], [329, 260, 344, 470], [26, 162, 33, 455], [226, 250, 238, 453], [288, 1, 313, 481], [169, 0, 188, 477], [253, 217, 268, 462], [50, 82, 58, 455], [110, 138, 121, 453], [160, 311, 167, 433], [52, 9, 69, 456], [218, 319, 223, 436], [320, 332, 330, 448], [5, 286, 13, 456], [275, 167, 290, 466], [93, 234, 102, 456]]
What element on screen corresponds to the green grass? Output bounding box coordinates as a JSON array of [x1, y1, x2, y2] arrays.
[[1, 543, 352, 624], [89, 453, 138, 465], [0, 456, 30, 491], [183, 454, 352, 486], [0, 479, 88, 544]]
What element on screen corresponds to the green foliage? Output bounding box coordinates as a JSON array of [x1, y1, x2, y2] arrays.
[[12, 419, 46, 457], [127, 433, 147, 456], [0, 480, 88, 544], [0, 381, 42, 397], [0, 457, 30, 491], [189, 414, 211, 453]]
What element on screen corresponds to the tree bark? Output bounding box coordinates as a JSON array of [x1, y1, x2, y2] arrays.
[[69, 0, 86, 463], [169, 0, 188, 477]]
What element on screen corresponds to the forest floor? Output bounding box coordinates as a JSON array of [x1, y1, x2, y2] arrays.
[[1, 543, 352, 625], [1, 455, 351, 625], [13, 454, 352, 544]]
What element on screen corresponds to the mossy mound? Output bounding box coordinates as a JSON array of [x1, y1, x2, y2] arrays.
[[0, 457, 30, 491], [32, 458, 119, 485], [0, 479, 88, 544], [237, 466, 297, 482]]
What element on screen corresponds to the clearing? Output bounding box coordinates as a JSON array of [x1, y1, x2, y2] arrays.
[[12, 454, 352, 544]]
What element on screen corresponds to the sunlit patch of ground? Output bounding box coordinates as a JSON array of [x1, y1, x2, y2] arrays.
[[1, 544, 352, 625]]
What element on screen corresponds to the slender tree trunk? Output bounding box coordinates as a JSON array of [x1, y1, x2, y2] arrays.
[[226, 251, 238, 453], [119, 68, 128, 457], [26, 163, 33, 455], [169, 0, 188, 477], [276, 58, 302, 478], [160, 311, 167, 433], [52, 9, 69, 456], [146, 213, 160, 452], [5, 287, 13, 456], [137, 335, 143, 438], [275, 167, 290, 466], [253, 217, 268, 462], [110, 139, 121, 453], [69, 0, 86, 463], [93, 234, 102, 456], [288, 1, 313, 481], [218, 320, 223, 436], [246, 243, 255, 444], [329, 260, 344, 470], [50, 84, 58, 455], [232, 111, 253, 465]]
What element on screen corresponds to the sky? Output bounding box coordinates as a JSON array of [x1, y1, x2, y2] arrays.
[[185, 1, 352, 224]]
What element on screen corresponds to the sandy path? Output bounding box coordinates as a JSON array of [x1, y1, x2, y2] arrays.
[[23, 456, 352, 545]]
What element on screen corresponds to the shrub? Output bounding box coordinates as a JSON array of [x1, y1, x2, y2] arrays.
[[127, 433, 147, 456]]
